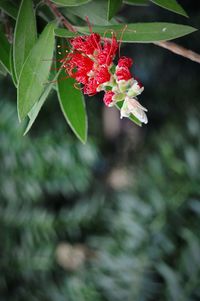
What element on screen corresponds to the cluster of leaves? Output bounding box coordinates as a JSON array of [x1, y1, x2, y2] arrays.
[[0, 0, 197, 142]]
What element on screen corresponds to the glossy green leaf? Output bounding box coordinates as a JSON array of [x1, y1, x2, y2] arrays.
[[13, 0, 37, 81], [18, 23, 55, 121], [123, 0, 149, 5], [57, 70, 87, 143], [0, 26, 10, 73], [0, 0, 18, 19], [51, 0, 91, 6], [10, 45, 17, 87], [150, 0, 188, 17], [76, 23, 197, 43], [24, 83, 54, 135], [107, 0, 123, 20], [54, 28, 77, 38], [116, 102, 142, 126], [63, 0, 118, 25]]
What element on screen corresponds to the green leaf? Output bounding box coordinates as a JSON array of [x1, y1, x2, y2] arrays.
[[0, 61, 7, 76], [24, 65, 61, 135], [76, 22, 197, 43], [17, 22, 56, 121], [57, 69, 87, 143], [24, 83, 54, 135], [116, 101, 142, 126], [150, 0, 188, 17], [107, 0, 123, 20], [0, 26, 10, 73], [0, 0, 18, 19], [63, 0, 118, 26], [51, 0, 92, 6], [123, 0, 149, 5], [13, 0, 37, 81], [10, 45, 18, 87], [54, 28, 77, 38]]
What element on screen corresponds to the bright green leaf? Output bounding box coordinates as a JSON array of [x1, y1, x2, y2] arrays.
[[63, 0, 118, 26], [107, 0, 123, 20], [54, 28, 77, 38], [76, 23, 197, 43], [116, 102, 142, 126], [0, 0, 18, 19], [51, 0, 92, 6], [123, 0, 149, 5], [150, 0, 188, 17], [0, 25, 10, 73], [13, 0, 37, 80], [18, 22, 55, 121], [57, 68, 87, 143], [10, 45, 18, 87]]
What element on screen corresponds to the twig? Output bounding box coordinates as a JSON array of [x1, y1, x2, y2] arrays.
[[45, 0, 77, 33], [154, 41, 200, 64], [45, 2, 200, 64]]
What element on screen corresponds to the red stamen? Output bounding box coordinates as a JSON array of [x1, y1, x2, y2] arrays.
[[106, 31, 115, 65], [85, 16, 93, 34], [118, 24, 127, 57]]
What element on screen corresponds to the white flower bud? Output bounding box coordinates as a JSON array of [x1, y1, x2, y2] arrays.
[[120, 97, 148, 124]]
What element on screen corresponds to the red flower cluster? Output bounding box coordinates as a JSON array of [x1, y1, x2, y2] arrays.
[[115, 56, 133, 81], [61, 33, 118, 96], [60, 32, 147, 124], [103, 91, 115, 106]]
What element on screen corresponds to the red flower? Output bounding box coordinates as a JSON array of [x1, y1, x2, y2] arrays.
[[117, 56, 133, 68], [95, 66, 111, 85], [97, 37, 118, 66], [70, 33, 101, 55], [84, 78, 98, 95], [83, 66, 111, 95], [103, 91, 115, 106], [59, 31, 146, 123], [62, 52, 93, 84], [61, 33, 117, 96], [62, 53, 92, 75], [70, 33, 118, 67], [115, 56, 133, 81], [115, 67, 132, 81]]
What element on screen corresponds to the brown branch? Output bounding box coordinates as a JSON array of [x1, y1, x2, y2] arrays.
[[45, 3, 199, 64], [154, 41, 200, 64], [45, 0, 77, 33]]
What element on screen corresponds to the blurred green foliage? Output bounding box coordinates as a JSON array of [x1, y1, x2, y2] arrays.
[[0, 100, 200, 301]]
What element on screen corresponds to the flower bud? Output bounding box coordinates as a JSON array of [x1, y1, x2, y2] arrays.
[[120, 97, 148, 124]]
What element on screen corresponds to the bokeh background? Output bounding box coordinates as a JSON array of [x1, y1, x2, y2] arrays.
[[0, 0, 200, 300]]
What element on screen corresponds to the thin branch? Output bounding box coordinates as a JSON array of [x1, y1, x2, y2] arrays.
[[45, 2, 200, 64], [154, 41, 200, 64], [45, 0, 77, 33]]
